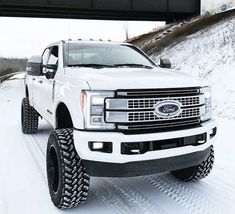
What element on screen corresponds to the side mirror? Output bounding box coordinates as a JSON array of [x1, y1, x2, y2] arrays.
[[26, 55, 42, 76], [45, 70, 56, 79], [45, 64, 58, 70], [159, 58, 171, 69]]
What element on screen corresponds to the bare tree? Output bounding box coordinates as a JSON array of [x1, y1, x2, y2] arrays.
[[124, 23, 130, 41]]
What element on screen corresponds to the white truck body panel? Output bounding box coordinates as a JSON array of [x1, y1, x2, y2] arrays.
[[24, 40, 217, 168], [65, 66, 204, 90], [74, 119, 216, 163]]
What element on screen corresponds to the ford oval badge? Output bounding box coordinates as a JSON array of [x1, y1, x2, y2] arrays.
[[154, 101, 181, 118]]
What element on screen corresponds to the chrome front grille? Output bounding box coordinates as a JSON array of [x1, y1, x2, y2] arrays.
[[128, 107, 201, 122], [106, 106, 204, 123], [128, 96, 200, 109], [105, 87, 205, 132], [106, 95, 204, 110]]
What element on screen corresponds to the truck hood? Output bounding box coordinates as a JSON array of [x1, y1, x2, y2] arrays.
[[66, 67, 203, 90]]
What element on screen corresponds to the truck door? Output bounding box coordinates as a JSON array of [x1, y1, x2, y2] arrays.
[[33, 47, 53, 121], [25, 56, 42, 106], [41, 46, 59, 124]]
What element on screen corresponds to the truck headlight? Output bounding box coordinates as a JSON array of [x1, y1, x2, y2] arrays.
[[81, 91, 115, 130], [201, 86, 212, 122]]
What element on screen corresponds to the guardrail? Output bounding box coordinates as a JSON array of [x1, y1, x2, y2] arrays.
[[0, 71, 25, 83]]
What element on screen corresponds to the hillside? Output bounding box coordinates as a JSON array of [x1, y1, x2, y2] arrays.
[[130, 9, 235, 120], [153, 14, 235, 120], [130, 9, 235, 56]]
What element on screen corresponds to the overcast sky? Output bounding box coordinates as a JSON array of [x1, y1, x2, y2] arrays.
[[0, 17, 164, 58]]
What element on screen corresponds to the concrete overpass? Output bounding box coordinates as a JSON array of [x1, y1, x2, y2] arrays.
[[0, 0, 200, 21]]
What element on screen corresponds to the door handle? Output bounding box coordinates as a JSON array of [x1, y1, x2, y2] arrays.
[[32, 78, 35, 81], [38, 80, 43, 84]]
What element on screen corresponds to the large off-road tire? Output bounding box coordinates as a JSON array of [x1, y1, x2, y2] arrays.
[[21, 97, 39, 134], [46, 129, 90, 209], [171, 146, 214, 182]]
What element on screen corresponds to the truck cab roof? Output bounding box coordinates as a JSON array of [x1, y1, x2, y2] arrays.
[[47, 40, 131, 48]]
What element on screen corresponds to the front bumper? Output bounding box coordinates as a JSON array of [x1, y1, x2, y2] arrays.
[[83, 147, 211, 177], [73, 119, 217, 176]]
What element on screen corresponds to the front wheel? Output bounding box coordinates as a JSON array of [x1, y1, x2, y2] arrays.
[[46, 129, 90, 209], [21, 97, 39, 134], [171, 146, 214, 182]]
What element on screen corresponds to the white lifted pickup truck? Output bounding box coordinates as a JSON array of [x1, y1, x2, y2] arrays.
[[22, 40, 217, 209]]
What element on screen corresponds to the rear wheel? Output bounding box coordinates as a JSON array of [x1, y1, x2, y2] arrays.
[[21, 97, 38, 134], [46, 129, 90, 209], [171, 146, 214, 182]]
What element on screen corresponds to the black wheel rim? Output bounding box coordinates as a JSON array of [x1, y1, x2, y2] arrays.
[[48, 145, 60, 194]]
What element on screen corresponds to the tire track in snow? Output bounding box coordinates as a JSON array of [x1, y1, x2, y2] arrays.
[[188, 177, 234, 213], [23, 134, 47, 185], [91, 178, 130, 214], [106, 178, 166, 214], [17, 109, 47, 185], [0, 201, 5, 214], [207, 162, 235, 192], [15, 97, 48, 186], [203, 173, 235, 210], [32, 119, 52, 158], [215, 164, 235, 186], [32, 134, 46, 158], [91, 177, 164, 214], [145, 174, 221, 214], [209, 174, 235, 192], [186, 161, 235, 212]]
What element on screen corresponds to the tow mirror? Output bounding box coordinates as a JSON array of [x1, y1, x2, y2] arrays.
[[159, 58, 171, 68], [26, 55, 42, 76]]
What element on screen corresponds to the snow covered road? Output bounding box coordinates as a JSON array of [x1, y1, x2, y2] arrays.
[[0, 79, 235, 214]]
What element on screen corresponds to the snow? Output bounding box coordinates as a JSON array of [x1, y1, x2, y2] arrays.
[[9, 73, 26, 80], [0, 78, 235, 214], [201, 0, 235, 14], [152, 17, 235, 120], [2, 17, 235, 212]]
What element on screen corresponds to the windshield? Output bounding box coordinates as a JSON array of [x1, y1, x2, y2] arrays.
[[63, 43, 155, 68]]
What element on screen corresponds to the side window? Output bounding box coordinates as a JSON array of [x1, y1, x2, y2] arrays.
[[42, 48, 50, 66], [47, 46, 58, 65]]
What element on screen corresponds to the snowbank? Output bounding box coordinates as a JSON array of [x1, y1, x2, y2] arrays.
[[152, 17, 235, 119], [9, 73, 26, 80], [201, 0, 235, 14]]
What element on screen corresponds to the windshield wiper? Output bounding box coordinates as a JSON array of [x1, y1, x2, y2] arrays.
[[114, 63, 154, 69], [67, 64, 114, 68]]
